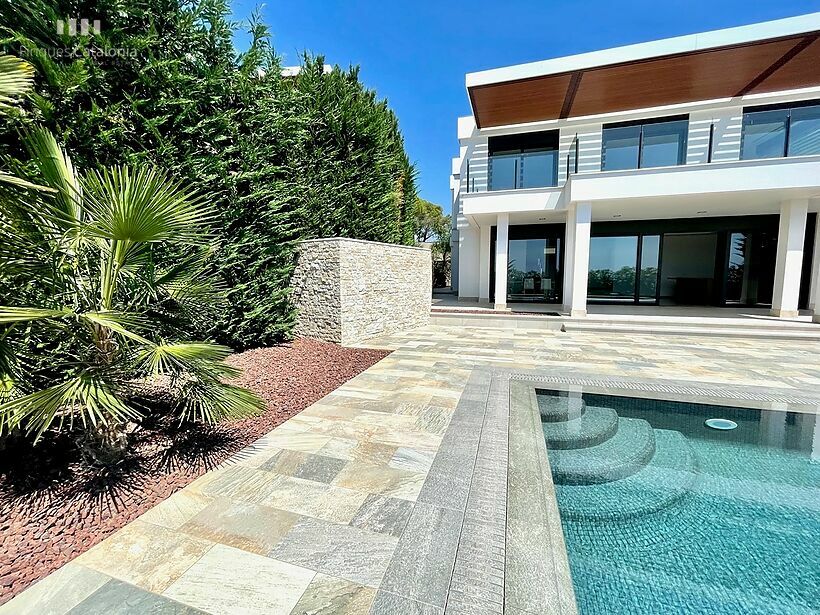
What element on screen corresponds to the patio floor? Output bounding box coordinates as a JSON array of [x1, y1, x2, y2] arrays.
[[3, 324, 819, 614], [432, 294, 818, 326]]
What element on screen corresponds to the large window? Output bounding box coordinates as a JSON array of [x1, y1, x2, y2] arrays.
[[507, 238, 562, 302], [741, 101, 820, 160], [588, 235, 660, 303], [588, 236, 639, 301], [488, 131, 559, 190], [601, 117, 689, 171]]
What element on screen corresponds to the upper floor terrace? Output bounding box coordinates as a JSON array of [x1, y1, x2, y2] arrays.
[[453, 13, 820, 217]]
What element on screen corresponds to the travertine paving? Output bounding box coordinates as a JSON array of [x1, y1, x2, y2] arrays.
[[3, 325, 819, 614]]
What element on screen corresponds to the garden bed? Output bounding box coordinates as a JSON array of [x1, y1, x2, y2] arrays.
[[0, 339, 390, 605]]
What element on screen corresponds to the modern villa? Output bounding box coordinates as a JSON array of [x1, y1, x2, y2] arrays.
[[450, 14, 820, 321]]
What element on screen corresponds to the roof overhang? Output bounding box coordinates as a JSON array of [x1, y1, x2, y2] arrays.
[[467, 13, 820, 129]]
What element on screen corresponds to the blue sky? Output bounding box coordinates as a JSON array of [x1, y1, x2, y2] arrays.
[[230, 0, 820, 210]]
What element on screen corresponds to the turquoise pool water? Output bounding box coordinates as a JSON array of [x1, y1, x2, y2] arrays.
[[537, 390, 820, 615]]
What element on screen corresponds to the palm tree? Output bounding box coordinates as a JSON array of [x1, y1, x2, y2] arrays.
[[0, 55, 264, 456]]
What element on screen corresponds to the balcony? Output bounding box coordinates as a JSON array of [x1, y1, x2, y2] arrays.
[[567, 154, 820, 204], [488, 150, 559, 191]]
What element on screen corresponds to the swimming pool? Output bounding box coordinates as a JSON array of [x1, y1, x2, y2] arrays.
[[538, 389, 820, 614]]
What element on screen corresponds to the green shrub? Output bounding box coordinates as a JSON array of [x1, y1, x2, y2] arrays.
[[1, 0, 418, 349]]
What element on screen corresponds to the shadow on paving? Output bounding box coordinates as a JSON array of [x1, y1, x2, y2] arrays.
[[0, 411, 247, 518]]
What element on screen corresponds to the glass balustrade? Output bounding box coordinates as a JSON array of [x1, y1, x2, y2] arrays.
[[487, 150, 558, 191]]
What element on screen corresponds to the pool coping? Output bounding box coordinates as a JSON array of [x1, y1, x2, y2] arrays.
[[370, 367, 820, 615]]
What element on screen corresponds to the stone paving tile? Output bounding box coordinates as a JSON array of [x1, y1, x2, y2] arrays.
[[378, 502, 462, 608], [164, 544, 315, 615], [293, 453, 348, 483], [196, 464, 369, 523], [289, 573, 376, 615], [0, 563, 111, 615], [180, 497, 300, 555], [368, 590, 443, 615], [260, 449, 307, 475], [257, 430, 332, 453], [258, 474, 370, 523], [73, 520, 213, 594], [387, 447, 435, 473], [412, 406, 453, 435], [195, 464, 284, 504], [349, 494, 415, 537], [333, 460, 426, 501], [69, 578, 206, 614], [137, 490, 214, 531], [261, 450, 348, 484], [270, 517, 398, 588], [319, 439, 398, 466]]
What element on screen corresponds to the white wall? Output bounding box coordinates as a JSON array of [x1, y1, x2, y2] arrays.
[[559, 124, 603, 181], [461, 139, 488, 194], [686, 107, 743, 164]]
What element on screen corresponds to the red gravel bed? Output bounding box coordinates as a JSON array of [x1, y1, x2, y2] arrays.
[[0, 339, 389, 605]]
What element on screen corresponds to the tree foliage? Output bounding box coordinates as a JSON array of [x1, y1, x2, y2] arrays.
[[414, 197, 446, 243], [1, 0, 418, 349]]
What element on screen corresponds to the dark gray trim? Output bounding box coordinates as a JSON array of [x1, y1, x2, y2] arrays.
[[506, 380, 577, 615]]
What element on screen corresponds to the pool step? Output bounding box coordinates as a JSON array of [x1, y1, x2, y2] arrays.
[[537, 394, 586, 423], [549, 417, 656, 485], [554, 429, 697, 521], [542, 405, 619, 450]]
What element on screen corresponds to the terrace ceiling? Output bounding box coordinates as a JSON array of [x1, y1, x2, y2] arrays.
[[468, 31, 820, 128]]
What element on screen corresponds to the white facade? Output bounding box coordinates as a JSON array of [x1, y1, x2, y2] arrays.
[[451, 14, 820, 321]]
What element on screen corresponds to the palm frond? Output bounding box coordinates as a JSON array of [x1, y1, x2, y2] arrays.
[[83, 166, 216, 244], [0, 373, 142, 441], [177, 379, 265, 423], [22, 128, 84, 226], [78, 311, 151, 344], [0, 306, 72, 324], [0, 54, 35, 113], [0, 170, 56, 193], [137, 342, 234, 375]]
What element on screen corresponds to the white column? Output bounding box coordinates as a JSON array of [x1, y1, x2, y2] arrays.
[[771, 199, 808, 318], [494, 213, 509, 310], [457, 217, 480, 301], [562, 202, 592, 317], [808, 211, 820, 311], [814, 265, 820, 324], [812, 219, 820, 323], [478, 224, 491, 302]]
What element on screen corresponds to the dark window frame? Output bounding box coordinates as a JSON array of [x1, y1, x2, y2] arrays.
[[487, 130, 560, 190], [601, 114, 689, 171], [740, 99, 820, 160]]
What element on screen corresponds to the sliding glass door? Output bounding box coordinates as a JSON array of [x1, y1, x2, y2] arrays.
[[507, 238, 562, 303], [588, 234, 660, 303], [724, 230, 776, 306]]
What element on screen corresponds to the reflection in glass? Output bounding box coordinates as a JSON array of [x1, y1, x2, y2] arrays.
[[741, 109, 788, 159], [640, 121, 688, 168], [639, 235, 661, 301], [788, 104, 820, 156], [520, 150, 558, 188], [489, 150, 558, 190], [601, 125, 640, 171], [507, 238, 561, 302], [488, 153, 517, 191], [588, 236, 639, 300], [724, 231, 777, 306], [726, 232, 747, 303]]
